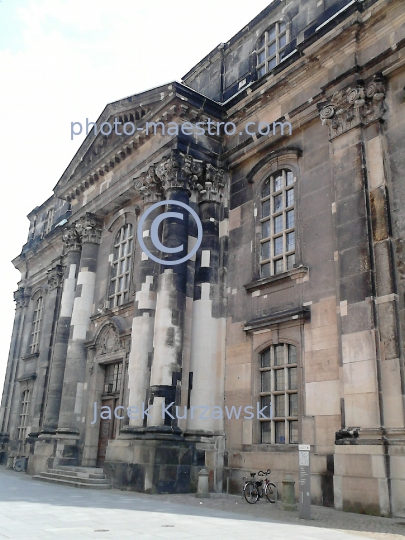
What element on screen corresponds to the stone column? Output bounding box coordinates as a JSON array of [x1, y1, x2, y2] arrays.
[[30, 264, 64, 434], [42, 228, 82, 432], [187, 165, 226, 435], [147, 151, 203, 431], [126, 167, 163, 428], [0, 287, 30, 434], [57, 213, 102, 437]]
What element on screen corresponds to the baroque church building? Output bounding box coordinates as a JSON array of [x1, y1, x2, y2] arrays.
[[1, 0, 405, 517]]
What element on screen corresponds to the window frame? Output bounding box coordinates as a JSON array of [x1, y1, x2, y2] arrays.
[[29, 296, 44, 354], [108, 223, 134, 309], [43, 208, 55, 236], [18, 389, 31, 441], [260, 169, 296, 278], [256, 21, 289, 78], [259, 343, 299, 445]]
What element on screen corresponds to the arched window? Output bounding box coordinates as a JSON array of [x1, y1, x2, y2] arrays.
[[256, 22, 288, 78], [260, 169, 295, 278], [260, 344, 298, 444], [18, 389, 31, 440], [30, 296, 43, 354], [108, 223, 134, 308]]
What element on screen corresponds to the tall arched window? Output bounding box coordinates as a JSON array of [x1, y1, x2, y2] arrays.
[[260, 344, 298, 444], [260, 169, 295, 278], [257, 22, 288, 78], [18, 389, 31, 440], [108, 223, 134, 308], [30, 296, 43, 354]]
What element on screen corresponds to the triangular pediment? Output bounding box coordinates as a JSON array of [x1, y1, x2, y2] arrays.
[[53, 82, 223, 201]]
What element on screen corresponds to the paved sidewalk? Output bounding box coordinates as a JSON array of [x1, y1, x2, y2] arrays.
[[0, 467, 404, 540]]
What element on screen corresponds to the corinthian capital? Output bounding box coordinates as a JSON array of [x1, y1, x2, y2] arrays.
[[62, 226, 82, 253], [13, 286, 30, 309], [134, 165, 164, 205], [75, 213, 103, 244], [155, 150, 204, 195], [196, 164, 225, 204], [47, 264, 64, 291], [318, 75, 386, 140]]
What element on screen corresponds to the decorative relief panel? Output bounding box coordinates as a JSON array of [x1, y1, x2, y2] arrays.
[[319, 75, 386, 140]]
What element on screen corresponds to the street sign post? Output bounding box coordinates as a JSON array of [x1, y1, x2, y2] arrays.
[[298, 444, 311, 520]]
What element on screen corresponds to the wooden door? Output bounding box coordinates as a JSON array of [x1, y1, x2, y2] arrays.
[[96, 398, 117, 467]]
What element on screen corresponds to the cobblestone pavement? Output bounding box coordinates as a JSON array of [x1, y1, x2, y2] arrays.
[[0, 467, 404, 540]]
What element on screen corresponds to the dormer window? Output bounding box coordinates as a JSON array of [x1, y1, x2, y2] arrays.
[[257, 22, 288, 78], [43, 208, 55, 236]]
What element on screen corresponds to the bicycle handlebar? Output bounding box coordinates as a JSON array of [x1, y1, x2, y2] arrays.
[[257, 469, 271, 476]]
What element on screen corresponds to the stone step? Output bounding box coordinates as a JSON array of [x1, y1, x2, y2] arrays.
[[32, 474, 111, 490], [47, 468, 106, 480], [40, 471, 109, 484]]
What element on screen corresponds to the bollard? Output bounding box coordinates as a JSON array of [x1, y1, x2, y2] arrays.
[[282, 474, 297, 511], [195, 468, 210, 498]]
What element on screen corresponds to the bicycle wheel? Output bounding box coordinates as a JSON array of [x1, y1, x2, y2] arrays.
[[243, 482, 259, 504], [265, 482, 277, 503]]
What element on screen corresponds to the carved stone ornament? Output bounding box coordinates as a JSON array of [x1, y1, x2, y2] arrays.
[[75, 213, 103, 244], [47, 264, 64, 291], [62, 226, 82, 253], [319, 75, 386, 140], [195, 163, 225, 204], [134, 165, 164, 205], [13, 286, 31, 308], [96, 323, 124, 356], [154, 150, 204, 194]]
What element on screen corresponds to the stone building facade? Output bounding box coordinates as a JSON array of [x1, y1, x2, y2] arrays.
[[1, 0, 405, 517]]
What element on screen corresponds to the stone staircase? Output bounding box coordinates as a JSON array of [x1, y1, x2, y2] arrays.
[[33, 466, 112, 490]]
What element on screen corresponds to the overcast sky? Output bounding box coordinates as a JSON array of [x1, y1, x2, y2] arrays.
[[0, 0, 273, 396]]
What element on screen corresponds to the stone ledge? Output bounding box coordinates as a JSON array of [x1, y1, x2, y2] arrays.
[[244, 266, 309, 293]]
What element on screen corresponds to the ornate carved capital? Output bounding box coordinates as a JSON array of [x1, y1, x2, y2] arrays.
[[154, 150, 204, 195], [134, 165, 164, 205], [75, 213, 103, 244], [13, 286, 31, 308], [62, 226, 82, 254], [47, 264, 64, 291], [319, 75, 386, 140], [196, 164, 225, 204]]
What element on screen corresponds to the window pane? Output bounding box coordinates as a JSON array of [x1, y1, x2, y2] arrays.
[[258, 50, 265, 64], [111, 264, 117, 278], [274, 236, 283, 255], [274, 194, 282, 212], [268, 42, 277, 57], [288, 345, 297, 364], [261, 395, 272, 417], [261, 348, 270, 368], [258, 65, 266, 78], [275, 395, 285, 417], [286, 210, 294, 229], [262, 199, 270, 218], [261, 262, 270, 278], [268, 57, 277, 70], [279, 22, 286, 33], [262, 220, 270, 238], [274, 258, 284, 274], [261, 370, 271, 392], [274, 215, 283, 234], [262, 241, 270, 260], [262, 179, 270, 197], [258, 36, 265, 49], [120, 259, 126, 274], [286, 188, 294, 207], [279, 33, 287, 48], [274, 174, 283, 191], [289, 420, 298, 444], [286, 232, 295, 252], [268, 26, 276, 41], [289, 394, 298, 417], [288, 367, 297, 390], [286, 171, 294, 185], [287, 254, 295, 270], [275, 369, 285, 390], [275, 421, 285, 443], [109, 279, 116, 296], [261, 421, 271, 444], [274, 345, 284, 366]]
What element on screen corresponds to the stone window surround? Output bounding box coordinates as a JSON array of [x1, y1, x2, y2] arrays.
[[43, 207, 55, 236], [17, 388, 31, 441]]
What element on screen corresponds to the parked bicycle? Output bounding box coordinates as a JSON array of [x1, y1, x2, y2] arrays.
[[243, 469, 277, 504]]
